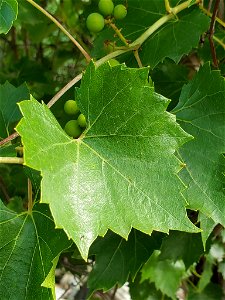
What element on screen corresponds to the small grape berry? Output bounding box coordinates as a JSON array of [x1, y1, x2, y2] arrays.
[[64, 120, 82, 138], [113, 4, 127, 20], [86, 13, 105, 33], [64, 100, 79, 115], [98, 0, 114, 16], [77, 114, 87, 128]]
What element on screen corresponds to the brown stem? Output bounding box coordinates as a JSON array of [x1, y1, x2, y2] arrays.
[[111, 284, 118, 300], [0, 132, 19, 146], [208, 0, 220, 68], [133, 49, 143, 67]]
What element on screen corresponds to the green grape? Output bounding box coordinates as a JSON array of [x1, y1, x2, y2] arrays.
[[86, 13, 105, 33], [77, 114, 87, 128], [108, 58, 120, 67], [64, 100, 79, 115], [98, 0, 114, 16], [64, 120, 82, 138], [113, 4, 127, 20]]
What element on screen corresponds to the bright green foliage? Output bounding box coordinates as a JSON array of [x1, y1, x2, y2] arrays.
[[64, 119, 82, 138], [64, 99, 79, 115], [159, 231, 204, 268], [0, 0, 18, 34], [86, 12, 105, 33], [98, 0, 114, 16], [88, 230, 163, 294], [0, 82, 29, 139], [113, 4, 127, 19], [77, 113, 87, 128], [141, 250, 186, 300], [0, 201, 71, 299], [16, 63, 197, 259], [173, 64, 225, 238]]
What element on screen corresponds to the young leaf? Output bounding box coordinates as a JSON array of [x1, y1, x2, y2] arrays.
[[16, 63, 198, 260], [141, 250, 186, 300], [0, 82, 29, 139], [0, 0, 18, 34], [173, 63, 225, 237], [0, 201, 71, 299], [88, 230, 164, 295]]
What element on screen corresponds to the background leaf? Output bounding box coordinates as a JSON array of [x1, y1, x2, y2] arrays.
[[159, 231, 204, 268], [0, 82, 29, 139], [0, 0, 18, 34], [0, 201, 71, 300], [173, 63, 225, 237], [88, 230, 164, 294], [141, 250, 186, 300]]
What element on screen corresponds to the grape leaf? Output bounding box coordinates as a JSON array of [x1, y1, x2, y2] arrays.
[[0, 0, 18, 34], [188, 283, 223, 300], [88, 230, 164, 294], [198, 213, 216, 248], [0, 82, 29, 139], [173, 64, 225, 235], [0, 143, 17, 156], [141, 250, 186, 300], [93, 2, 209, 68], [130, 273, 171, 300], [0, 201, 71, 300], [16, 63, 198, 259], [159, 231, 204, 268]]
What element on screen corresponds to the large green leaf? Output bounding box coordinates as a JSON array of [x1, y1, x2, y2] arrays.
[[0, 82, 29, 139], [141, 250, 186, 300], [93, 1, 209, 68], [0, 0, 18, 34], [88, 230, 163, 294], [0, 201, 71, 300], [16, 63, 198, 259], [173, 64, 225, 235]]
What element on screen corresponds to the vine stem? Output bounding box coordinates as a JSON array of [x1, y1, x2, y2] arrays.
[[25, 0, 91, 62], [0, 157, 23, 164], [213, 35, 225, 50], [208, 0, 220, 68]]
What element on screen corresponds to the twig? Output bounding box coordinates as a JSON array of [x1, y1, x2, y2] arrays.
[[111, 284, 118, 300], [208, 0, 220, 68], [0, 132, 19, 146], [133, 49, 143, 67], [26, 0, 91, 62]]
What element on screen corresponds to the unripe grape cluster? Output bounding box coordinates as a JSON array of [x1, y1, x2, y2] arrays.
[[63, 100, 87, 138], [86, 0, 127, 33]]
